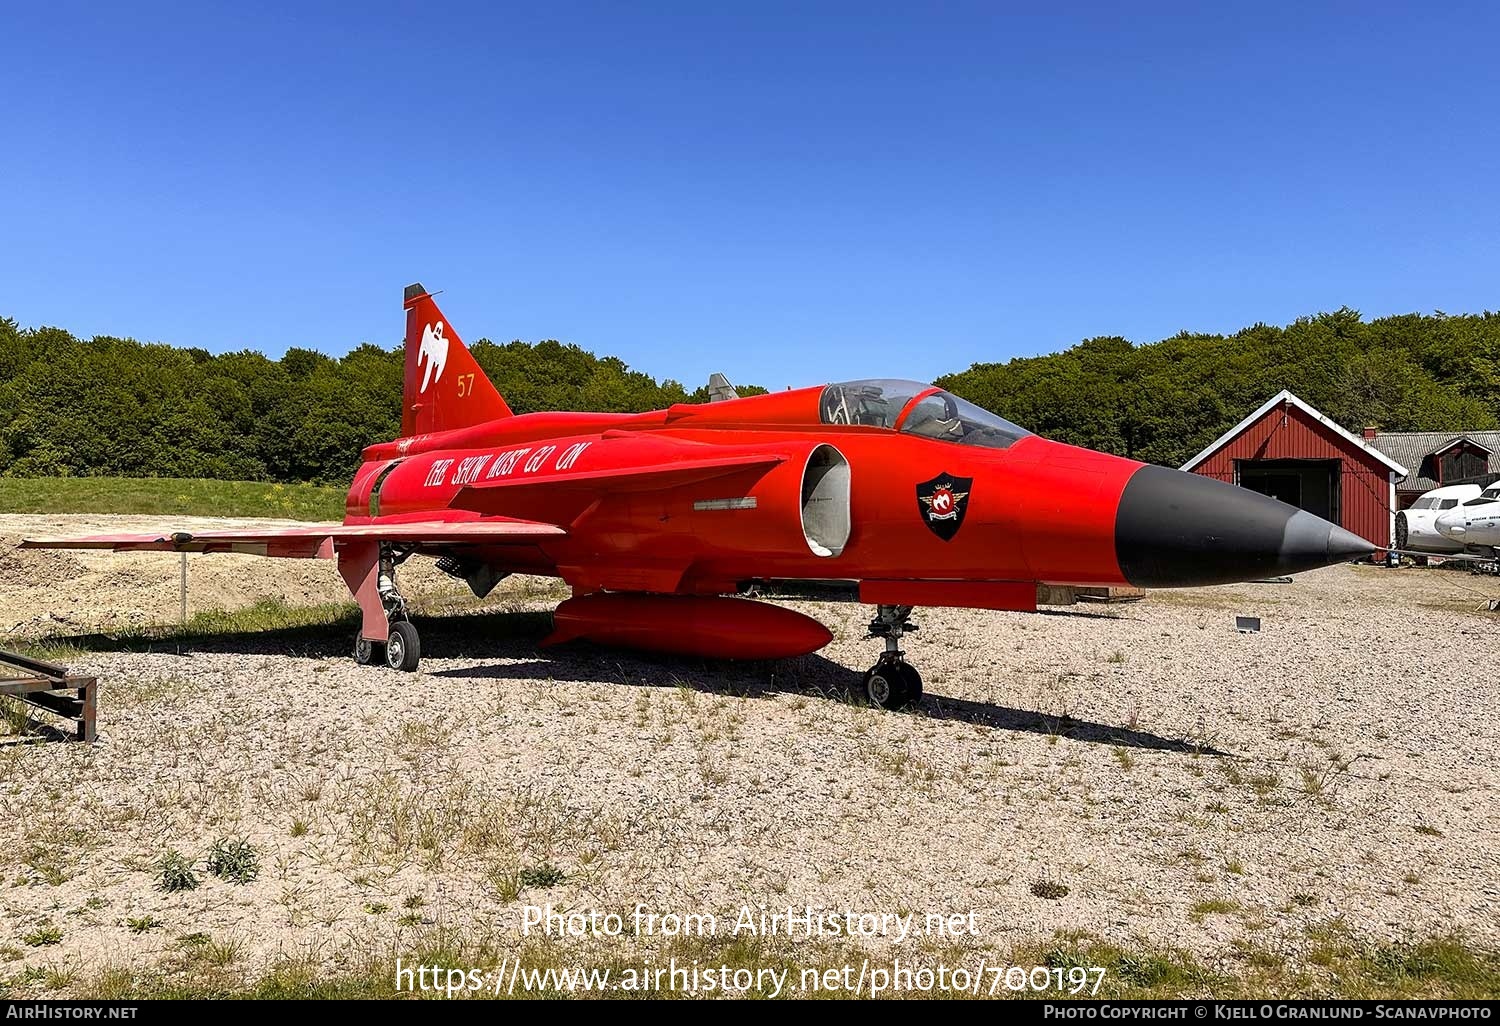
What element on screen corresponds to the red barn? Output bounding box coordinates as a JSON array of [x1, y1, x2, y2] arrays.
[[1180, 389, 1409, 550]]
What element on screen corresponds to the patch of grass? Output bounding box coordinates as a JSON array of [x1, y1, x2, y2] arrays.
[[156, 851, 199, 893], [1300, 752, 1354, 802], [487, 866, 523, 902], [0, 476, 344, 520], [1112, 747, 1136, 770], [1031, 878, 1070, 900], [0, 696, 32, 736], [1414, 823, 1444, 837], [519, 864, 566, 889], [1291, 893, 1320, 908], [1191, 898, 1242, 919], [199, 937, 243, 968], [342, 771, 590, 875], [42, 967, 77, 991], [126, 915, 163, 935], [108, 675, 192, 709], [206, 838, 260, 884], [1362, 937, 1500, 993], [20, 598, 359, 658], [175, 599, 356, 641], [289, 819, 309, 838], [1245, 768, 1281, 802], [22, 924, 63, 947], [20, 841, 75, 887]]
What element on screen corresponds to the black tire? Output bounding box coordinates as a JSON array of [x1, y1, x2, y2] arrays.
[[1395, 512, 1409, 551], [862, 660, 922, 710], [353, 633, 385, 666], [895, 661, 924, 707], [385, 620, 421, 671]]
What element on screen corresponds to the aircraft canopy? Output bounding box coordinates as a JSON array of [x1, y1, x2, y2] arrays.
[[818, 379, 1031, 450]]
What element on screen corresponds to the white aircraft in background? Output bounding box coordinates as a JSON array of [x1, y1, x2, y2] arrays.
[[1436, 483, 1500, 556], [1395, 484, 1483, 554]]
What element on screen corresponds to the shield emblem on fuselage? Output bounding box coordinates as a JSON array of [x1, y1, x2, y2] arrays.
[[916, 472, 973, 542]]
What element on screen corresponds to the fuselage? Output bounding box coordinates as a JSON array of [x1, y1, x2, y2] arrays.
[[1436, 484, 1500, 549], [341, 380, 1372, 606], [16, 288, 1382, 689], [1397, 484, 1483, 554]]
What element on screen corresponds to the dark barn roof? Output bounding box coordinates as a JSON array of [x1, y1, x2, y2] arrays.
[[1368, 431, 1500, 493]]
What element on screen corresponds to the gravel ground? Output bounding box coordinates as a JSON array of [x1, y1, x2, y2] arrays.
[[0, 514, 1497, 985]]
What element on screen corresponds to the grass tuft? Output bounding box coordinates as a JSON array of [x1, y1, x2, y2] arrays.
[[519, 863, 566, 889], [206, 838, 260, 884], [1031, 879, 1070, 900], [156, 851, 199, 893], [22, 924, 63, 947]]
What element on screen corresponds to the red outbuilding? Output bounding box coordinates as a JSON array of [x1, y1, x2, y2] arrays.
[[1180, 389, 1409, 550]]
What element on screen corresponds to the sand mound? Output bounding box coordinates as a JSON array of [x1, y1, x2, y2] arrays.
[[0, 543, 88, 587]]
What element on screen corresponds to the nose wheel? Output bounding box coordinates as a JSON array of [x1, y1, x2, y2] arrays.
[[861, 655, 923, 710], [862, 604, 922, 710]]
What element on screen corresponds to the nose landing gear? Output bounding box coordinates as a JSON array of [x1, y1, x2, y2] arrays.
[[861, 604, 922, 710]]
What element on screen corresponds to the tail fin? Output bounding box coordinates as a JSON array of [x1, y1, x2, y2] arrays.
[[401, 283, 512, 437]]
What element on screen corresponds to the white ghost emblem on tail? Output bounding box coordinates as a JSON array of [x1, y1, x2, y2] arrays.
[[417, 321, 449, 393]]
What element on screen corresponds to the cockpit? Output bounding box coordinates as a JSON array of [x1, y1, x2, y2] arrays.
[[819, 379, 1031, 450], [1463, 484, 1500, 507]]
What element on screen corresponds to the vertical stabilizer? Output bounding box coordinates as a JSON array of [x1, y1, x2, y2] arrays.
[[401, 283, 512, 437]]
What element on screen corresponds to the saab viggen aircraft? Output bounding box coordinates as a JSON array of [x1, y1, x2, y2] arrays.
[[23, 285, 1376, 709]]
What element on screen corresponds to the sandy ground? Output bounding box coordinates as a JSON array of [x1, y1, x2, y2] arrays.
[[0, 513, 1497, 988]]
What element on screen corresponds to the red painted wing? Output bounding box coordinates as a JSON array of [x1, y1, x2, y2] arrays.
[[20, 519, 565, 559]]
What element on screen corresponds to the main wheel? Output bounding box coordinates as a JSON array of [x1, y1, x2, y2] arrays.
[[385, 620, 421, 671], [354, 633, 385, 666], [862, 660, 922, 710]]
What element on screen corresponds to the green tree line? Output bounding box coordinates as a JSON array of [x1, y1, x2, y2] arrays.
[[2, 307, 1496, 484], [0, 324, 763, 483], [937, 308, 1499, 467]]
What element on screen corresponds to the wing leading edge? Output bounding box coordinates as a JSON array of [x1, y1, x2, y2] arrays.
[[20, 519, 566, 559]]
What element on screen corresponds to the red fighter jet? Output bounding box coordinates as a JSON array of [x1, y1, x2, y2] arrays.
[[24, 285, 1374, 709]]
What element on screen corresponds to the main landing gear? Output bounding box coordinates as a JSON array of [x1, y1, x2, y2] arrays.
[[351, 544, 421, 672], [862, 604, 922, 710]]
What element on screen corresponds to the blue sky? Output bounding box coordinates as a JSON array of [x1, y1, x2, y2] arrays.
[[3, 2, 1497, 389]]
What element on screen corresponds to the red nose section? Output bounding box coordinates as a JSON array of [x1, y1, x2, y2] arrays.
[[1000, 438, 1143, 586], [543, 593, 833, 660]]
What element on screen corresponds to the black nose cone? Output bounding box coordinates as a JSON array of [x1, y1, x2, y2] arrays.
[[1115, 465, 1376, 588]]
